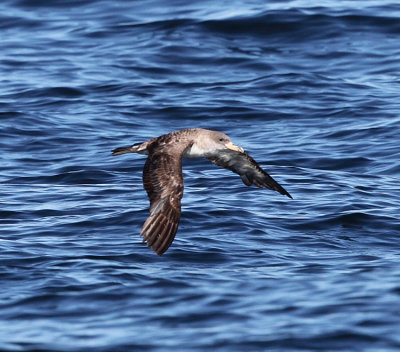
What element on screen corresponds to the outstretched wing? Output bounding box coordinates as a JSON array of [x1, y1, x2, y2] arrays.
[[141, 152, 184, 255], [207, 150, 292, 198]]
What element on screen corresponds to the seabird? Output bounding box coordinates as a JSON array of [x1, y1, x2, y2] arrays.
[[112, 128, 292, 255]]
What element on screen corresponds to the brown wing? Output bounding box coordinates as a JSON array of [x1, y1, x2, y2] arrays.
[[140, 151, 184, 255], [207, 150, 292, 198]]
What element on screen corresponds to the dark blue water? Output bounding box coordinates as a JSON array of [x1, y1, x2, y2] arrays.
[[1, 0, 400, 350]]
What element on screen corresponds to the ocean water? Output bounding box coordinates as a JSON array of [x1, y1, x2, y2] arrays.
[[1, 0, 400, 351]]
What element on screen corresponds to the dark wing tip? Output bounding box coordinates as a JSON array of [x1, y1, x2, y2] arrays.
[[243, 152, 292, 199], [281, 187, 293, 199], [265, 175, 293, 199], [264, 178, 292, 199]]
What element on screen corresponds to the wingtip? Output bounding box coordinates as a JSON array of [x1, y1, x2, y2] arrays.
[[280, 187, 293, 199]]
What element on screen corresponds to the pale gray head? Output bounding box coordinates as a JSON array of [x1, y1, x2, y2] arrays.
[[186, 129, 244, 158]]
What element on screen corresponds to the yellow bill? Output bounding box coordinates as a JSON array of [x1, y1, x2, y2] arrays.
[[225, 141, 244, 153]]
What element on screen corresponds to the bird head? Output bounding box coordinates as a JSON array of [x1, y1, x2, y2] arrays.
[[210, 131, 244, 153]]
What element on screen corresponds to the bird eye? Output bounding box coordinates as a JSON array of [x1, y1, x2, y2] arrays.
[[219, 138, 225, 142]]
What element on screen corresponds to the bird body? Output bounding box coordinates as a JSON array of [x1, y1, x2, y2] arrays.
[[112, 128, 291, 255]]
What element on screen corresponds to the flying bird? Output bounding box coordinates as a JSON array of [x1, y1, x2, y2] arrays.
[[112, 128, 292, 255]]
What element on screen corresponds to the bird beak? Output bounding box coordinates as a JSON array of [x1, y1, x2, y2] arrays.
[[225, 141, 244, 153]]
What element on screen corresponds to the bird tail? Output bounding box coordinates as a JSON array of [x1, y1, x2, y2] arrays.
[[111, 142, 148, 156]]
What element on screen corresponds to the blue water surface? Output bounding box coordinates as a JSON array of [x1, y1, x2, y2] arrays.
[[1, 0, 400, 351]]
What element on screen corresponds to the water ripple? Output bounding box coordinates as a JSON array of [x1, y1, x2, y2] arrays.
[[1, 0, 400, 351]]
